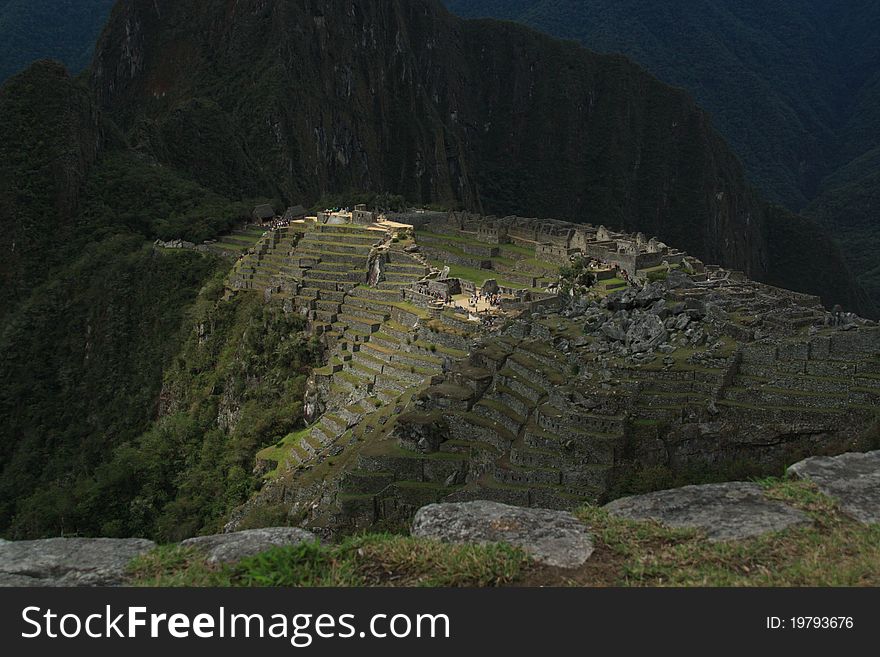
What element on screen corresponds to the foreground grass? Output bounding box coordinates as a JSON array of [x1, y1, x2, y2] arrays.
[[129, 480, 880, 587], [572, 479, 880, 587], [128, 534, 526, 587]]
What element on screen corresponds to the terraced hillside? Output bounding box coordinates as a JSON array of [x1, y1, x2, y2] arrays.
[[225, 221, 475, 524], [155, 225, 269, 259], [402, 305, 880, 514], [223, 214, 880, 536]]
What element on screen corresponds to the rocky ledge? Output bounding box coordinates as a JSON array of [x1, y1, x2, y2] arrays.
[[0, 537, 156, 587], [411, 501, 595, 568], [603, 482, 811, 541], [0, 528, 318, 587], [787, 450, 880, 525], [2, 451, 876, 584], [181, 527, 318, 564]]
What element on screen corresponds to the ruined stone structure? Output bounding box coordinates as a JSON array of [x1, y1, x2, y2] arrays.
[[426, 212, 686, 276], [225, 211, 880, 536]]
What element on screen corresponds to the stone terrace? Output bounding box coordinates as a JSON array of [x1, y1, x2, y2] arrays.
[[231, 220, 486, 508]]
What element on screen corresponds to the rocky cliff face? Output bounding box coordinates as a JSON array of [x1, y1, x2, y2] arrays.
[[87, 0, 872, 315]]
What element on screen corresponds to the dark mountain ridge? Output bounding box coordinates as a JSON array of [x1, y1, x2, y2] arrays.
[[444, 0, 880, 312], [87, 0, 871, 314]]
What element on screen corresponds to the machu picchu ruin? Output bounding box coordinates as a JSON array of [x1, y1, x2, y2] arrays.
[[219, 207, 880, 536]]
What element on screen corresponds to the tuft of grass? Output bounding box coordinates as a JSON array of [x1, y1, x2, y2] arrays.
[[128, 535, 526, 588], [576, 479, 880, 587], [236, 541, 362, 587], [128, 545, 232, 587]]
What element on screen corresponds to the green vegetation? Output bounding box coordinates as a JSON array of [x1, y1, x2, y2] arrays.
[[129, 536, 526, 587], [0, 61, 96, 322], [257, 428, 312, 475], [558, 257, 595, 296], [425, 260, 519, 289], [2, 282, 320, 541], [80, 151, 257, 243], [0, 62, 316, 541], [0, 238, 221, 538], [74, 296, 319, 542], [0, 54, 327, 541], [575, 479, 880, 586]]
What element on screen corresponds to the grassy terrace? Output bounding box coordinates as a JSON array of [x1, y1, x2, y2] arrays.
[[128, 536, 524, 587], [419, 235, 517, 267], [414, 230, 478, 246], [213, 227, 266, 250], [500, 242, 537, 257], [591, 277, 628, 298], [424, 260, 524, 290], [510, 255, 556, 270], [416, 230, 552, 288], [126, 479, 880, 587], [255, 427, 311, 476]]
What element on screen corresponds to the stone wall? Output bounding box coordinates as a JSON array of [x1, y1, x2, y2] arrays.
[[420, 245, 490, 270]]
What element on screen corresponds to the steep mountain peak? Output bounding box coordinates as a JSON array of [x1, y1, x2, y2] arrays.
[[82, 0, 872, 315]]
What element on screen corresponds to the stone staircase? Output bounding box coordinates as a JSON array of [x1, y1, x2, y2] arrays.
[[406, 250, 433, 270], [377, 250, 430, 290]]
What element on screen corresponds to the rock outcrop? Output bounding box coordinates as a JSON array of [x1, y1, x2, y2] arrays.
[[0, 527, 322, 586], [181, 528, 319, 564], [787, 450, 880, 525], [411, 501, 594, 568], [603, 482, 811, 541], [0, 537, 155, 587]]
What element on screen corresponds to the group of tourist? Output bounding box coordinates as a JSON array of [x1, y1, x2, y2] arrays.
[[467, 291, 503, 309], [266, 217, 293, 230]]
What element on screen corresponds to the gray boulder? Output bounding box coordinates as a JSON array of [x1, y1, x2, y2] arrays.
[[666, 270, 696, 289], [626, 313, 668, 353], [674, 313, 691, 331], [411, 501, 594, 568], [181, 527, 319, 564], [635, 282, 665, 305], [604, 482, 810, 541], [787, 450, 880, 525], [600, 319, 627, 342], [0, 537, 155, 587]]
